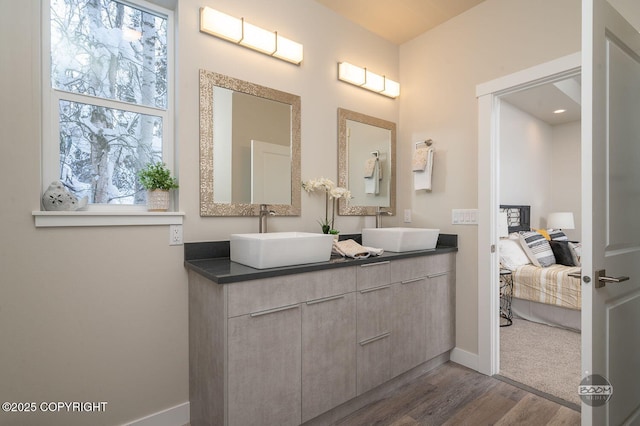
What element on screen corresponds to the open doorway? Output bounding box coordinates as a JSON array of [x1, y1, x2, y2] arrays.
[[495, 76, 582, 408], [476, 52, 582, 407]]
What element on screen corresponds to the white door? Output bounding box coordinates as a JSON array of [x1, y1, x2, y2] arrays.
[[582, 1, 640, 424], [250, 139, 291, 205]]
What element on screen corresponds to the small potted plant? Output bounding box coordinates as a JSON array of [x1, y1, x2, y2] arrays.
[[138, 161, 179, 211]]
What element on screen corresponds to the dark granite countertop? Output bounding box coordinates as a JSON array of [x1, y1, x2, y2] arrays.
[[184, 233, 457, 284]]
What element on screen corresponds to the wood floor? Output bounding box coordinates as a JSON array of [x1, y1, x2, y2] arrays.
[[333, 362, 580, 426]]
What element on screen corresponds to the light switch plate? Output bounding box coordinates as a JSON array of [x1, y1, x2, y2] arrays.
[[452, 209, 479, 225]]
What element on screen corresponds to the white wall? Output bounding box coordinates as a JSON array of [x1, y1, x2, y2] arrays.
[[0, 0, 398, 425], [178, 0, 400, 241], [398, 0, 581, 356], [1, 0, 590, 423], [551, 121, 582, 241], [499, 102, 581, 240], [500, 101, 554, 229]]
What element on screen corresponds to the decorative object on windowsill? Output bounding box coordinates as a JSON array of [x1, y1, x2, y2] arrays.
[[138, 162, 179, 212], [302, 177, 351, 234], [42, 181, 88, 211]]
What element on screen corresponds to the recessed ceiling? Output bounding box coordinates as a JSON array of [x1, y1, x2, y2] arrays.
[[314, 0, 487, 45], [500, 76, 582, 126]]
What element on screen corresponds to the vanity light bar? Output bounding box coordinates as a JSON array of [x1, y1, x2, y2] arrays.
[[338, 62, 400, 98], [200, 7, 303, 65]]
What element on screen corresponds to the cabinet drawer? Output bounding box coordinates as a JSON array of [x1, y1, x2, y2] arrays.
[[390, 254, 454, 283], [356, 261, 391, 290], [228, 267, 356, 318]]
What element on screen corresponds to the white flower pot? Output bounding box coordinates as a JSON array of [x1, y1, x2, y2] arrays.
[[147, 189, 170, 211]]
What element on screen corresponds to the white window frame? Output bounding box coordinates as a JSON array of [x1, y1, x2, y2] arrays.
[[35, 0, 181, 227]]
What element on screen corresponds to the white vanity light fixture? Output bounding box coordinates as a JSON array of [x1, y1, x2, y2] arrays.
[[199, 7, 303, 65], [338, 62, 400, 98]]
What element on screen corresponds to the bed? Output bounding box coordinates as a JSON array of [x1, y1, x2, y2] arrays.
[[499, 205, 582, 331]]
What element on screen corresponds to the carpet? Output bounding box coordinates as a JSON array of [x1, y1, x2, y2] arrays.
[[500, 318, 581, 407]]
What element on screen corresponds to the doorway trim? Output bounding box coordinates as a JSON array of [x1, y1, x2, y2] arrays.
[[476, 52, 581, 376]]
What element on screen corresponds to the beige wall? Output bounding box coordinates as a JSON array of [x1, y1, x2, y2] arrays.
[[1, 0, 590, 423], [398, 0, 581, 355], [0, 0, 397, 424]]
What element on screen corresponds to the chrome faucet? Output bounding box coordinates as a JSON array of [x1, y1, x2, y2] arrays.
[[375, 206, 392, 228], [259, 204, 276, 233]]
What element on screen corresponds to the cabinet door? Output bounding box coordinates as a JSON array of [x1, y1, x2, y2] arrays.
[[425, 271, 455, 360], [392, 277, 429, 377], [227, 304, 301, 426], [356, 285, 393, 395], [301, 293, 356, 422]]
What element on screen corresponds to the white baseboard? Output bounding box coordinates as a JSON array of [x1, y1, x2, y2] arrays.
[[450, 347, 479, 372], [123, 401, 189, 426]]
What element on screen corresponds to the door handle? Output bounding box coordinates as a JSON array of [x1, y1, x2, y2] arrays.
[[596, 269, 630, 288]]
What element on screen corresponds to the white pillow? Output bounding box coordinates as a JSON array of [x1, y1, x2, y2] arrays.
[[499, 238, 531, 270], [519, 231, 556, 267]]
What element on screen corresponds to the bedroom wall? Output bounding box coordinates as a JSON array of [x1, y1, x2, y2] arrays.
[[499, 104, 581, 241], [551, 121, 581, 241], [499, 101, 554, 229]]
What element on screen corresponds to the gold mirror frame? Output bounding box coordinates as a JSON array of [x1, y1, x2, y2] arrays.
[[338, 108, 396, 216], [199, 70, 301, 216]]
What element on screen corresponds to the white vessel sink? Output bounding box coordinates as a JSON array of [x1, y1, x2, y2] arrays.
[[230, 232, 334, 269], [362, 227, 440, 252]]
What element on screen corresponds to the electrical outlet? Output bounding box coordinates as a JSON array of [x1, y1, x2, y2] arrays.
[[169, 224, 183, 245], [403, 209, 412, 223]]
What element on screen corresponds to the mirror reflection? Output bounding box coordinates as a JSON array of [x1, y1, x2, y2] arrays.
[[200, 70, 301, 216], [338, 108, 396, 216]]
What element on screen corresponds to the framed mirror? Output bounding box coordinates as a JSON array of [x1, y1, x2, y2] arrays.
[[199, 70, 301, 216], [338, 108, 396, 215]]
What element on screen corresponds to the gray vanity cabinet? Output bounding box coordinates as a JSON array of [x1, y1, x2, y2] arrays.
[[188, 251, 456, 426], [301, 292, 356, 422], [227, 305, 302, 426]]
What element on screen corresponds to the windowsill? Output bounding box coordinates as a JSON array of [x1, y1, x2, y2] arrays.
[[32, 211, 185, 227]]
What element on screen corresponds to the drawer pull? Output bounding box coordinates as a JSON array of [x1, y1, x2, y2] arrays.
[[306, 294, 345, 306], [401, 277, 424, 285], [360, 261, 390, 268], [250, 304, 299, 318], [359, 332, 390, 346], [427, 271, 449, 279], [359, 285, 391, 294]]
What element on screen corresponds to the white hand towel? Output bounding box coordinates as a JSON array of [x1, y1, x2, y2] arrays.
[[414, 147, 434, 191]]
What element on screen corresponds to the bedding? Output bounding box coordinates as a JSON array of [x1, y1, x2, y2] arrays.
[[512, 264, 582, 310], [499, 205, 582, 330]]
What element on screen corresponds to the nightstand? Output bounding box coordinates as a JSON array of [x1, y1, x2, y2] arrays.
[[499, 269, 513, 327]]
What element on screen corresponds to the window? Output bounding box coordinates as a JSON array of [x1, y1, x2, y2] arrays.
[[44, 0, 173, 209]]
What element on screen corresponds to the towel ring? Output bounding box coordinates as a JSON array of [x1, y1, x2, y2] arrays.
[[415, 139, 433, 148], [370, 150, 380, 158]]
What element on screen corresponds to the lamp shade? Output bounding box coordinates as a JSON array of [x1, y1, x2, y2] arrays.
[[547, 212, 575, 230]]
